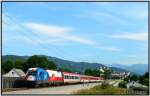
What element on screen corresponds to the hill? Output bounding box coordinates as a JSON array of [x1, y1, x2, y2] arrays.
[[109, 64, 148, 75], [2, 55, 130, 74]]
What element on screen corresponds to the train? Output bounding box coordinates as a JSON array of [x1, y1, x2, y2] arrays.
[[24, 67, 104, 87]]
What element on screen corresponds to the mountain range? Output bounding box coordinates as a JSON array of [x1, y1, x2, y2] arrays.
[[2, 55, 106, 73], [2, 55, 147, 75], [108, 64, 148, 75]]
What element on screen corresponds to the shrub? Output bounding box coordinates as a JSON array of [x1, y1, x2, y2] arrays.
[[101, 81, 110, 89], [119, 81, 126, 88], [74, 85, 126, 95]]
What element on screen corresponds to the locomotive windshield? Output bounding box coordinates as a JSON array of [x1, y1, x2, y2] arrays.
[[27, 70, 37, 76]]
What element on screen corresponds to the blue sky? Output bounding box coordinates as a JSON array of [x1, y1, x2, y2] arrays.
[[2, 2, 148, 65]]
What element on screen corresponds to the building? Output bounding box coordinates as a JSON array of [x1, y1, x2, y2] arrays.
[[111, 72, 130, 79], [2, 68, 26, 88], [3, 68, 26, 77], [126, 81, 148, 89]]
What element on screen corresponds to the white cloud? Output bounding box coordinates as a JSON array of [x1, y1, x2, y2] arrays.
[[102, 47, 121, 51], [3, 17, 120, 51], [120, 8, 148, 20], [62, 35, 96, 45], [4, 34, 68, 46], [111, 32, 148, 41], [24, 22, 120, 51], [24, 22, 72, 36], [24, 22, 96, 45], [94, 46, 121, 52], [78, 10, 128, 25]]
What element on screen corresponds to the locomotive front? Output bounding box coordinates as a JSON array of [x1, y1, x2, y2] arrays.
[[25, 67, 49, 87]]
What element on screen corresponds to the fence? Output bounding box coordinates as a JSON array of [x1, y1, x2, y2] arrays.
[[2, 77, 25, 88]]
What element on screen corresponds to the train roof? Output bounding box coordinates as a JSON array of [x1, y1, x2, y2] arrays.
[[80, 75, 103, 78], [63, 72, 80, 76]]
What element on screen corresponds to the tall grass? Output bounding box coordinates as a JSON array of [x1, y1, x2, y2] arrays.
[[74, 83, 126, 95]]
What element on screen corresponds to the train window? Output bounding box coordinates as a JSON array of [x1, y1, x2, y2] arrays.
[[64, 75, 68, 79], [69, 76, 71, 79], [75, 76, 77, 79], [67, 75, 69, 79], [64, 75, 66, 79], [67, 76, 69, 79], [75, 76, 76, 79], [74, 76, 76, 79], [27, 70, 37, 76]]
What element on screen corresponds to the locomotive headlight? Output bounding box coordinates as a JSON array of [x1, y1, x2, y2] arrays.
[[27, 75, 35, 81], [32, 69, 35, 72]]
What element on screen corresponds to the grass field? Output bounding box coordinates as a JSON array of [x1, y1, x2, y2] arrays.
[[74, 82, 127, 95]]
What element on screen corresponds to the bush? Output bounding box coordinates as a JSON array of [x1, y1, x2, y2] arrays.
[[119, 81, 126, 88], [101, 81, 110, 89], [123, 77, 130, 82], [139, 78, 149, 87], [74, 84, 126, 95]]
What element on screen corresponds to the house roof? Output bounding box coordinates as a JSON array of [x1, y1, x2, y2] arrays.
[[13, 68, 26, 77], [2, 68, 25, 77], [126, 81, 148, 88]]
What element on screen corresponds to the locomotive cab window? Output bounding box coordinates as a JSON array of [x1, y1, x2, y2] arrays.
[[27, 70, 37, 76]]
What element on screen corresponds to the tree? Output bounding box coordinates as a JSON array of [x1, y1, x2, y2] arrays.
[[123, 76, 130, 82], [104, 69, 112, 79], [14, 60, 24, 69], [57, 68, 72, 72], [118, 81, 126, 88], [84, 69, 102, 77], [47, 61, 57, 70], [25, 55, 47, 69], [2, 60, 13, 73], [24, 55, 57, 72], [84, 69, 93, 76], [93, 69, 101, 77], [139, 72, 149, 86], [144, 72, 149, 78], [130, 74, 139, 81]]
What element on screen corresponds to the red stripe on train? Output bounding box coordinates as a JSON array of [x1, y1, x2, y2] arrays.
[[48, 77, 64, 81]]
